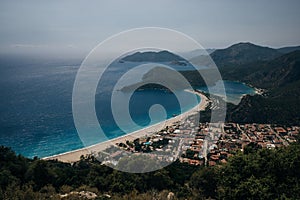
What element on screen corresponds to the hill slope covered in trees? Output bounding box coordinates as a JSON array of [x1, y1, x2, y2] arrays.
[[1, 140, 300, 199]]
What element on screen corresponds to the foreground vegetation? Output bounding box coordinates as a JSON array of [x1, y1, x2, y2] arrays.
[[1, 138, 300, 199]]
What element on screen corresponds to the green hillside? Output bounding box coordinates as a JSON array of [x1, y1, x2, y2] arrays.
[[210, 42, 282, 68], [221, 50, 300, 89], [219, 48, 300, 125], [1, 141, 300, 199]]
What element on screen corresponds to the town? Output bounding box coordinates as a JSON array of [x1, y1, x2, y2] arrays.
[[97, 116, 299, 167]]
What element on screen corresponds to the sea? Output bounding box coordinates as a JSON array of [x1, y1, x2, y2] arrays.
[[0, 58, 255, 158]]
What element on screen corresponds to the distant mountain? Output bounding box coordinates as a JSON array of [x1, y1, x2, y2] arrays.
[[277, 45, 300, 54], [181, 48, 215, 60], [210, 42, 282, 67], [121, 50, 185, 62], [220, 50, 300, 89], [244, 50, 300, 88]]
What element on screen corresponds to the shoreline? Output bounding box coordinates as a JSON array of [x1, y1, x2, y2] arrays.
[[43, 90, 209, 163]]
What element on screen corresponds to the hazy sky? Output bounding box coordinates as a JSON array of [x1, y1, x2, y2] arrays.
[[0, 0, 300, 58]]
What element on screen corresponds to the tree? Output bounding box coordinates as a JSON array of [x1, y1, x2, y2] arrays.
[[190, 167, 218, 198], [25, 160, 53, 189]]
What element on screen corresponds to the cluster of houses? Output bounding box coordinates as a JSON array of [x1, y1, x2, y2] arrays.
[[98, 118, 299, 167], [180, 123, 299, 166]]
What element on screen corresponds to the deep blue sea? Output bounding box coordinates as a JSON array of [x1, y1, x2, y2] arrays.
[[0, 59, 255, 158]]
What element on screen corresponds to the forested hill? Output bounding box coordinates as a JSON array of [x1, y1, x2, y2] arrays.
[[210, 42, 282, 67], [277, 45, 300, 54], [190, 42, 300, 70], [1, 140, 300, 199], [220, 49, 300, 125], [221, 50, 300, 89], [121, 50, 185, 62]]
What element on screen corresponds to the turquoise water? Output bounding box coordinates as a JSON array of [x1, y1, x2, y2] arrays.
[[0, 60, 254, 158], [198, 80, 256, 105]]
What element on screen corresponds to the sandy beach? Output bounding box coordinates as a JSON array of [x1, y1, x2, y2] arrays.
[[43, 90, 209, 163]]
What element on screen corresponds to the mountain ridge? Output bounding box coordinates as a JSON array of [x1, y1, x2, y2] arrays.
[[277, 45, 300, 54], [210, 42, 282, 67]]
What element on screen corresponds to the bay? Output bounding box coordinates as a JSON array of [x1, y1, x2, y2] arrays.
[[0, 60, 255, 158]]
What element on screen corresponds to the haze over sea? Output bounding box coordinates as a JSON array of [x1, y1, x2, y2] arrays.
[[0, 59, 255, 158]]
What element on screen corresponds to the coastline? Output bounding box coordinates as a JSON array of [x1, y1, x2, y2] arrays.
[[43, 90, 209, 163], [196, 80, 258, 105]]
